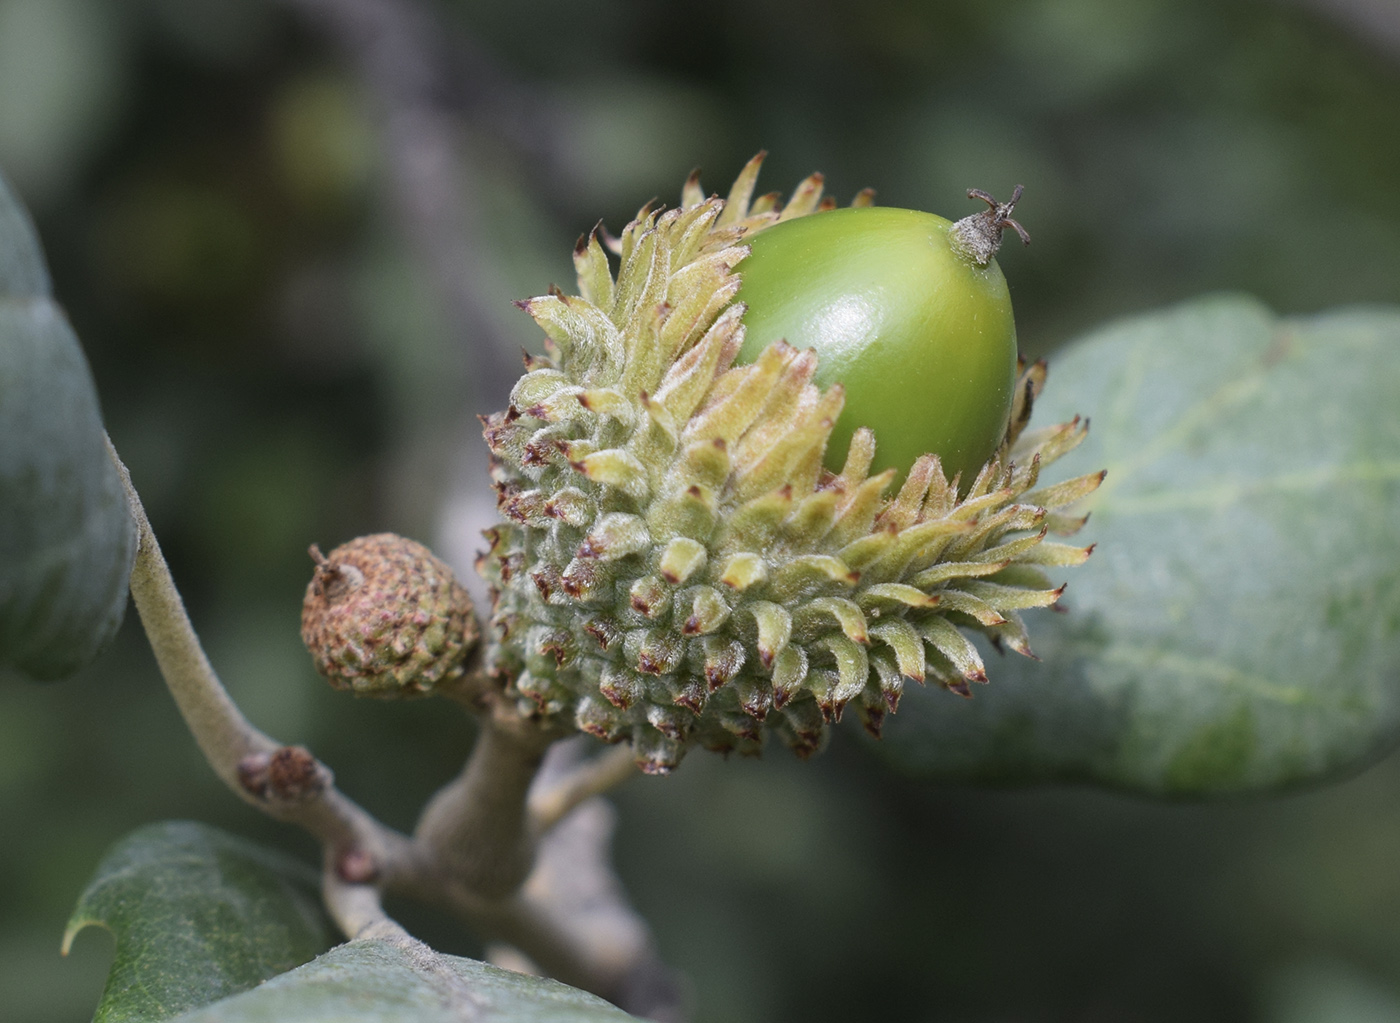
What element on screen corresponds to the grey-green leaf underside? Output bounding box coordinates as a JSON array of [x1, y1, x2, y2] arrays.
[[65, 821, 331, 1023], [0, 169, 135, 681], [165, 938, 642, 1023], [0, 170, 50, 298], [877, 296, 1400, 794]]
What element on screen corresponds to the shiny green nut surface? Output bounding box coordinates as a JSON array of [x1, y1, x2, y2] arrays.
[[736, 206, 1018, 485]]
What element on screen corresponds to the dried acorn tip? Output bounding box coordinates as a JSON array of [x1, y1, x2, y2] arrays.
[[300, 533, 479, 698], [948, 185, 1031, 267]]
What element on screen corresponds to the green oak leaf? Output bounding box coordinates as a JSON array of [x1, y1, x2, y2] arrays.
[[67, 821, 642, 1023], [877, 296, 1400, 794], [0, 169, 135, 681], [164, 938, 643, 1023], [64, 821, 332, 1023]]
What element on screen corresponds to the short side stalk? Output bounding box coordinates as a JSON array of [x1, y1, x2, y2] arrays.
[[414, 715, 556, 898]]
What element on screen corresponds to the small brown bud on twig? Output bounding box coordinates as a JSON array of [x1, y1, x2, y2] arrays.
[[336, 847, 379, 885], [235, 746, 327, 802], [267, 746, 327, 800]]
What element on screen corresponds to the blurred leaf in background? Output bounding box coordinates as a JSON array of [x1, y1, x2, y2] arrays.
[[0, 172, 134, 682], [0, 0, 131, 206], [877, 297, 1400, 794]]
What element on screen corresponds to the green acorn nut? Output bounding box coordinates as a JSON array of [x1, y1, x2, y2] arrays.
[[737, 187, 1029, 485], [481, 154, 1103, 774], [301, 533, 479, 698]]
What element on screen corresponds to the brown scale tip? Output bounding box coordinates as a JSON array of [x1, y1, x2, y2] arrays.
[[531, 568, 558, 600], [674, 684, 706, 714], [742, 699, 769, 723], [583, 619, 621, 650]]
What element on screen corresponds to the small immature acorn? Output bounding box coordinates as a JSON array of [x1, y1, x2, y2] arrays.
[[301, 533, 479, 698]]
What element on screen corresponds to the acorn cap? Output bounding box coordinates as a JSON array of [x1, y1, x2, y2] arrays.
[[301, 533, 479, 698]]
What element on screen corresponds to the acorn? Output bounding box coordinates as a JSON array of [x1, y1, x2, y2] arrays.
[[301, 533, 479, 698], [480, 155, 1102, 773]]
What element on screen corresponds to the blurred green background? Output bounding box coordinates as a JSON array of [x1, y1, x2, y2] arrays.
[[4, 0, 1400, 1019]]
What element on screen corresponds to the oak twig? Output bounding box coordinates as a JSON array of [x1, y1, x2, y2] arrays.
[[390, 793, 684, 1020], [529, 744, 638, 835], [110, 439, 416, 882], [322, 854, 413, 944], [414, 714, 556, 898]]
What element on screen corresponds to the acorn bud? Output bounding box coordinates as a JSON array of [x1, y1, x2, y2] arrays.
[[301, 533, 479, 698]]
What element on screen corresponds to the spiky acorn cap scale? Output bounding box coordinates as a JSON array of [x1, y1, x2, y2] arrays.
[[302, 533, 479, 698], [480, 155, 1102, 773]]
